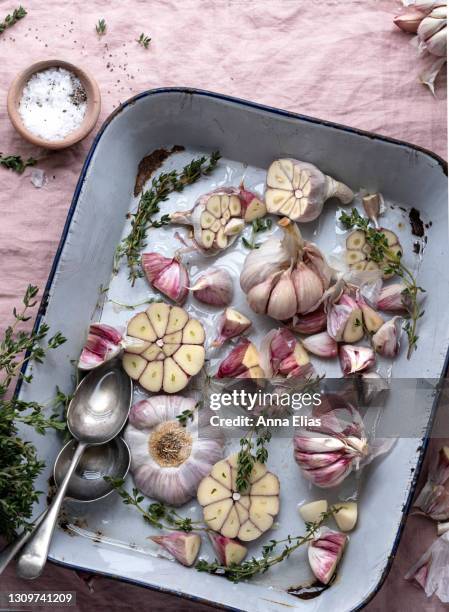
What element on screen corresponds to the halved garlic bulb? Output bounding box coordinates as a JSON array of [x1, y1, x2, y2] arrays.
[[345, 228, 402, 278], [124, 395, 224, 506], [197, 453, 280, 542], [122, 302, 205, 393], [265, 159, 353, 223]]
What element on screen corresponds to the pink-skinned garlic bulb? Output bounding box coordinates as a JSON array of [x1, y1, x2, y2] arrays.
[[293, 395, 369, 488], [141, 252, 189, 305], [170, 186, 265, 255], [308, 528, 348, 585], [124, 395, 224, 506], [265, 158, 353, 223], [240, 218, 334, 321], [212, 308, 252, 347]]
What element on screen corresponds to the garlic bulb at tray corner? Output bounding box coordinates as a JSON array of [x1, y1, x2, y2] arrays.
[[240, 218, 335, 321], [124, 395, 224, 506], [169, 186, 266, 255], [265, 158, 353, 223]]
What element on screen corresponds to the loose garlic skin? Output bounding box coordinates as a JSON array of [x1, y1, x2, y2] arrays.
[[122, 302, 206, 393], [124, 395, 224, 506], [197, 453, 280, 542], [265, 159, 353, 223]]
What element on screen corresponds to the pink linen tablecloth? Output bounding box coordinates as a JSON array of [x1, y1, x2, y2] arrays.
[[0, 0, 447, 610]]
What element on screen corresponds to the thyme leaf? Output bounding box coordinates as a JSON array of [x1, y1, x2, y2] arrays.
[[137, 33, 151, 48], [95, 18, 106, 35], [0, 6, 27, 34], [236, 427, 272, 492], [0, 153, 36, 174], [242, 216, 272, 249]]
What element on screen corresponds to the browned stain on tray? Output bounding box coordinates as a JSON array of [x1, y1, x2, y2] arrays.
[[409, 207, 425, 238], [134, 145, 185, 196]]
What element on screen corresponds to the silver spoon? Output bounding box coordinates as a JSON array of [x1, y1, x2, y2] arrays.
[[15, 360, 132, 580], [0, 435, 131, 575]]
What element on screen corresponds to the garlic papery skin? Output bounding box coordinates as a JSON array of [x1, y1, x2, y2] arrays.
[[438, 521, 449, 536], [241, 219, 333, 321], [150, 532, 201, 567], [142, 253, 189, 305], [376, 283, 408, 312], [394, 9, 426, 32], [289, 307, 327, 335], [327, 293, 364, 343], [78, 323, 123, 370], [212, 308, 252, 347], [414, 446, 449, 520], [308, 528, 348, 585], [302, 332, 338, 358], [190, 267, 234, 306], [216, 339, 263, 379], [372, 317, 401, 357], [124, 395, 223, 506], [265, 159, 353, 223], [208, 532, 248, 566], [405, 532, 449, 602], [339, 345, 375, 375]]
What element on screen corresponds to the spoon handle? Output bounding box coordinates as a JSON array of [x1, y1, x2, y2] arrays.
[[0, 511, 47, 576], [16, 441, 87, 580]]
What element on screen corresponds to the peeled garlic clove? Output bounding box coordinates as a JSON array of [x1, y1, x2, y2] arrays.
[[372, 317, 401, 357], [394, 9, 426, 33], [78, 323, 123, 370], [289, 307, 327, 334], [266, 158, 353, 223], [267, 268, 298, 320], [333, 502, 358, 532], [122, 303, 205, 393], [208, 532, 248, 566], [357, 296, 384, 333], [302, 332, 338, 358], [212, 308, 252, 347], [298, 499, 328, 523], [308, 528, 348, 585], [376, 283, 408, 312], [190, 267, 234, 306], [142, 253, 189, 305], [150, 532, 201, 567], [197, 453, 280, 542], [238, 187, 267, 222], [216, 339, 262, 378], [339, 345, 375, 375]]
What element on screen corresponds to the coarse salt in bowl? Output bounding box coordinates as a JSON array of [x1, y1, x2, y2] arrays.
[[7, 60, 101, 150]]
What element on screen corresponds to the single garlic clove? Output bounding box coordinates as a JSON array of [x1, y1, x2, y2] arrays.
[[308, 528, 348, 585], [298, 500, 328, 523], [278, 343, 310, 376], [376, 283, 408, 312], [394, 9, 426, 33], [150, 533, 202, 567], [333, 502, 358, 532], [246, 272, 282, 315], [208, 532, 248, 566], [372, 317, 402, 357], [212, 307, 252, 347], [142, 253, 189, 305], [267, 268, 298, 320], [292, 262, 324, 315], [224, 218, 245, 236], [302, 331, 338, 358], [190, 267, 234, 306], [289, 306, 327, 334], [216, 339, 262, 378], [238, 187, 267, 222], [78, 323, 123, 370], [359, 302, 384, 333], [339, 344, 376, 375], [424, 25, 447, 56]]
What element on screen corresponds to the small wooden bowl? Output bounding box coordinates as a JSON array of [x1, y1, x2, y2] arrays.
[[7, 59, 101, 150]]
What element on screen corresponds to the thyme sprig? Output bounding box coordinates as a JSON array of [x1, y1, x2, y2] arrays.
[[242, 217, 272, 250], [196, 509, 333, 582], [95, 18, 106, 35], [236, 427, 272, 492], [0, 153, 36, 174], [0, 6, 27, 34], [176, 400, 201, 427], [137, 33, 151, 48], [339, 208, 425, 358], [114, 151, 221, 284], [105, 478, 207, 532]]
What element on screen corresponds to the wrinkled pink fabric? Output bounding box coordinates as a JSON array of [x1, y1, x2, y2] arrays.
[[0, 0, 446, 610]]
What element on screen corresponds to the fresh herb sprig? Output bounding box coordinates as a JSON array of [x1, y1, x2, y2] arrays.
[[137, 33, 151, 48], [105, 478, 207, 532], [176, 401, 201, 427], [0, 153, 36, 174], [0, 6, 27, 34], [339, 208, 425, 358], [95, 18, 106, 35], [0, 286, 67, 541], [114, 151, 221, 284], [196, 509, 333, 582], [242, 217, 272, 250], [236, 427, 272, 492]]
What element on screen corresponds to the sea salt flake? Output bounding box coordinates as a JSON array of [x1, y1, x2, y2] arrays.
[[18, 67, 87, 141], [30, 168, 46, 188]]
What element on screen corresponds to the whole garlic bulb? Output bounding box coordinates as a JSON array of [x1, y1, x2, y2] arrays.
[[265, 158, 353, 223], [417, 4, 447, 57], [124, 395, 224, 506], [240, 218, 334, 320]]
